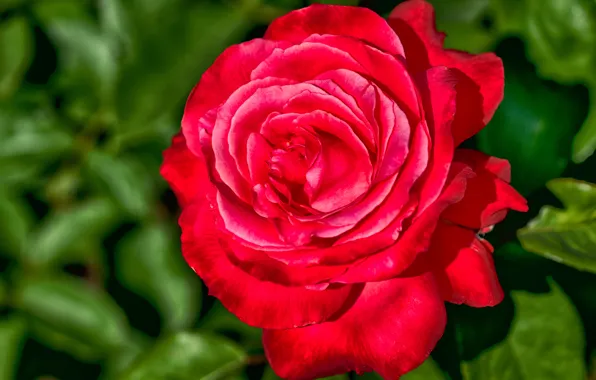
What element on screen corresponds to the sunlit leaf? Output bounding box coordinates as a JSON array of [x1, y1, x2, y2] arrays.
[[462, 280, 585, 379], [518, 178, 596, 273], [119, 331, 246, 380], [572, 91, 596, 163], [524, 0, 596, 85]]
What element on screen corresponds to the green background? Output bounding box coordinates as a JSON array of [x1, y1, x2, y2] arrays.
[[1, 0, 596, 379]]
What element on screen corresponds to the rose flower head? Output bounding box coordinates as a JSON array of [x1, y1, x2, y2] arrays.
[[160, 0, 528, 378]]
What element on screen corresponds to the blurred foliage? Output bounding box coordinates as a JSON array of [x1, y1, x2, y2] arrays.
[[0, 0, 594, 379]]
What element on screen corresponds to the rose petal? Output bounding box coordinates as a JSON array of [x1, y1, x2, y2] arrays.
[[414, 66, 457, 214], [427, 223, 504, 307], [389, 0, 504, 145], [331, 162, 474, 283], [180, 202, 359, 329], [442, 149, 528, 229], [182, 39, 289, 155], [263, 273, 446, 379], [264, 4, 405, 56], [160, 133, 209, 207]]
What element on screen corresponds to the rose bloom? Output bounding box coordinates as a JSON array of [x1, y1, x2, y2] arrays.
[[161, 0, 528, 378]]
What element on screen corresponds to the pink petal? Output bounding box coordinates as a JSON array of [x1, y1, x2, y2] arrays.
[[264, 4, 405, 56], [332, 162, 474, 283], [263, 273, 446, 379], [182, 39, 289, 155]]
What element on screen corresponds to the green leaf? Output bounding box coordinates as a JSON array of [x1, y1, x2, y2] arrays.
[[571, 90, 596, 163], [0, 190, 33, 258], [101, 331, 151, 380], [461, 280, 585, 379], [262, 366, 348, 380], [524, 0, 596, 85], [402, 359, 446, 380], [119, 331, 247, 380], [84, 152, 154, 218], [33, 0, 118, 122], [13, 275, 130, 359], [490, 0, 527, 34], [518, 178, 596, 273], [116, 0, 257, 131], [26, 198, 120, 269], [0, 16, 33, 99], [476, 53, 587, 195], [0, 278, 6, 306], [429, 0, 496, 53], [0, 316, 27, 380], [115, 223, 201, 331], [198, 301, 262, 352], [0, 106, 73, 162]]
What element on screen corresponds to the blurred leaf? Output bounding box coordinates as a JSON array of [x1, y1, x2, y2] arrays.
[[115, 223, 201, 331], [26, 198, 120, 269], [14, 275, 130, 359], [572, 91, 596, 163], [0, 106, 73, 162], [262, 366, 348, 380], [0, 316, 27, 380], [101, 331, 151, 380], [0, 0, 26, 12], [34, 0, 118, 123], [99, 0, 131, 57], [84, 151, 154, 218], [490, 0, 526, 34], [518, 178, 596, 273], [430, 0, 496, 53], [0, 16, 33, 99], [461, 280, 585, 379], [119, 331, 247, 380], [0, 190, 33, 258], [524, 0, 596, 84], [198, 301, 262, 352], [477, 55, 586, 195], [116, 0, 257, 132], [402, 359, 446, 380], [0, 278, 6, 306]]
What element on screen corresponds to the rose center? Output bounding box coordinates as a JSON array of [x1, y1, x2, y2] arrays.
[[268, 135, 309, 184]]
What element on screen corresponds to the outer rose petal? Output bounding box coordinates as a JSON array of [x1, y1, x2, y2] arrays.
[[264, 273, 445, 380], [264, 4, 405, 56], [388, 0, 504, 145], [442, 149, 528, 229], [182, 39, 289, 155], [180, 203, 359, 329], [160, 133, 208, 207], [422, 223, 504, 307]]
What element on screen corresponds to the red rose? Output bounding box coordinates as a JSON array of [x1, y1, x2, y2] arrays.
[[161, 1, 528, 378]]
